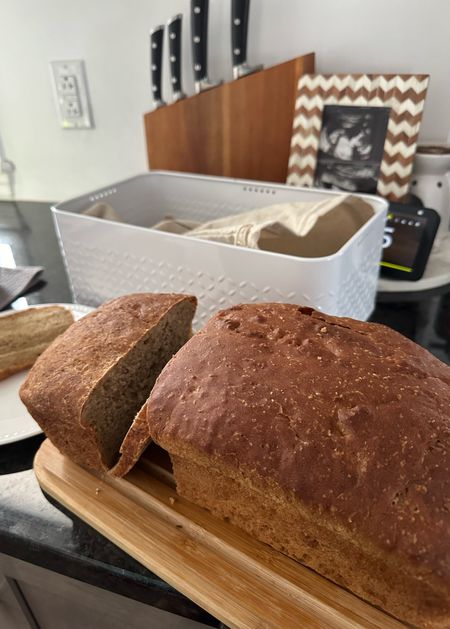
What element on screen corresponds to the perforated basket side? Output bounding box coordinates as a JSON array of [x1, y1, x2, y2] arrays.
[[53, 172, 388, 324]]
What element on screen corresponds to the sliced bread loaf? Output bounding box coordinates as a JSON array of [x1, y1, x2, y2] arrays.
[[145, 303, 450, 628], [20, 293, 196, 473], [0, 305, 74, 380]]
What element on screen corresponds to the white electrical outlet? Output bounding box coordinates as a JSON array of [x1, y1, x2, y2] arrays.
[[63, 98, 82, 118], [50, 60, 93, 129]]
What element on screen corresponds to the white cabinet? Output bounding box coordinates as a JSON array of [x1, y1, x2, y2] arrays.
[[0, 553, 207, 629]]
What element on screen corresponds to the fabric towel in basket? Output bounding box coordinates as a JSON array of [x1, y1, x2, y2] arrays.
[[153, 194, 373, 258], [0, 265, 44, 310], [82, 202, 123, 222]]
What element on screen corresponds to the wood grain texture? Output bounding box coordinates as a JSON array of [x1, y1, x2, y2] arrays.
[[34, 439, 406, 629], [144, 54, 315, 183]]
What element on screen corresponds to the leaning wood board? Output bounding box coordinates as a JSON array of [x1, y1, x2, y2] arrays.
[[34, 439, 405, 629], [144, 54, 315, 183]]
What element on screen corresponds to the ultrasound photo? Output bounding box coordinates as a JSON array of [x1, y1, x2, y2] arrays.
[[314, 105, 390, 193]]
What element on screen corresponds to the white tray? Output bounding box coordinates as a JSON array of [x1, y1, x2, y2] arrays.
[[53, 172, 388, 325]]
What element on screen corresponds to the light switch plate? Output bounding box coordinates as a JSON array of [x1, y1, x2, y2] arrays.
[[50, 60, 94, 129]]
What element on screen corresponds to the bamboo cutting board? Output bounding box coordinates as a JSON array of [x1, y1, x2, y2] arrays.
[[34, 439, 405, 629]]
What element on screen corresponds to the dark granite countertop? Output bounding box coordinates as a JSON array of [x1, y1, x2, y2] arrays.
[[0, 200, 449, 624]]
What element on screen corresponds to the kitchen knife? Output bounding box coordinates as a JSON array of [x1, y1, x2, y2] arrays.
[[231, 0, 262, 79], [150, 25, 166, 108], [191, 0, 222, 93], [167, 14, 186, 102]]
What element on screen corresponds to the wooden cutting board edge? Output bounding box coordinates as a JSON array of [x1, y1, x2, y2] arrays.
[[34, 439, 405, 629]]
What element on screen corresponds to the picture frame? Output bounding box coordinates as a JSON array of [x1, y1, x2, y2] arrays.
[[286, 74, 430, 201]]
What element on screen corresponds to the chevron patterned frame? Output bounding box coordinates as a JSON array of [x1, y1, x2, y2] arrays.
[[287, 74, 429, 201]]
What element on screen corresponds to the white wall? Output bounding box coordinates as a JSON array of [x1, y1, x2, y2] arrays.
[[1, 0, 449, 201]]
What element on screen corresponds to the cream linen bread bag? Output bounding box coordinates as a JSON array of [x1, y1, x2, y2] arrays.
[[153, 194, 373, 258]]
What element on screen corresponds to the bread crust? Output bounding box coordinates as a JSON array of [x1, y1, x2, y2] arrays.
[[146, 303, 450, 627], [20, 293, 196, 472], [0, 305, 74, 380], [110, 404, 152, 477], [0, 362, 33, 381]]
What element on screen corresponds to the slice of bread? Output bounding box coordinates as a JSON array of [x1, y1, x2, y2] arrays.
[[20, 293, 196, 473], [110, 403, 151, 477], [0, 306, 74, 381]]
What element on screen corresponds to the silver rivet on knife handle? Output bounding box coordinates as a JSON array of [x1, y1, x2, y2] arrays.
[[231, 0, 262, 80], [167, 14, 186, 102], [150, 25, 166, 109], [191, 0, 222, 93]]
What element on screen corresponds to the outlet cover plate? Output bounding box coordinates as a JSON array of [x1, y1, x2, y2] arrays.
[[50, 60, 93, 129]]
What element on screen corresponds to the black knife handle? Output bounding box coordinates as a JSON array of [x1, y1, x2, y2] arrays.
[[167, 14, 183, 96], [150, 25, 165, 105], [231, 0, 250, 67], [191, 0, 209, 82]]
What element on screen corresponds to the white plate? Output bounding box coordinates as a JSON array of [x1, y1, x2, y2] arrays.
[[0, 303, 93, 446]]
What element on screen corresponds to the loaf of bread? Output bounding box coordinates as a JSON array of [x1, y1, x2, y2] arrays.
[[0, 305, 74, 381], [146, 303, 450, 628], [20, 293, 196, 474]]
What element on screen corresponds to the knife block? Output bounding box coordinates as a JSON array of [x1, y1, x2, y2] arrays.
[[144, 53, 315, 183]]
